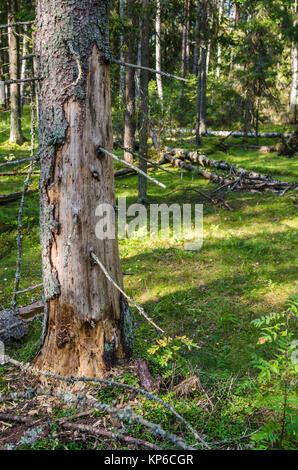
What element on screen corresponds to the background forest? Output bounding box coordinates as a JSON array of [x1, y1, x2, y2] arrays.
[[0, 0, 297, 452]]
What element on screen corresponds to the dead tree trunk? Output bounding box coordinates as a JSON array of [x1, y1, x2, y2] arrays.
[[123, 0, 138, 164], [34, 0, 133, 377], [8, 0, 24, 145]]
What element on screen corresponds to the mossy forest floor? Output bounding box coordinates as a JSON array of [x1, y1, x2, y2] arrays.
[[0, 107, 297, 450]]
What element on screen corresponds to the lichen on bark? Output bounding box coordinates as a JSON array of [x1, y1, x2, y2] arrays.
[[34, 1, 132, 376]]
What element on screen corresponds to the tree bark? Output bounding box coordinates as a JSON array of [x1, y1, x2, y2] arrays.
[[123, 0, 138, 164], [8, 0, 24, 145], [138, 0, 150, 204], [119, 0, 125, 98], [34, 0, 133, 377], [216, 0, 224, 78], [180, 0, 190, 103], [20, 24, 29, 111], [193, 2, 200, 75], [196, 0, 208, 140]]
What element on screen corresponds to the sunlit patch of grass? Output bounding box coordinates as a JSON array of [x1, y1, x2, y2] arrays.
[[0, 113, 297, 448]]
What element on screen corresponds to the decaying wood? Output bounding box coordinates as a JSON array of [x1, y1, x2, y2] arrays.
[[6, 355, 209, 448], [136, 359, 161, 392], [0, 189, 37, 204], [161, 149, 297, 195], [18, 300, 44, 319], [34, 0, 132, 377]]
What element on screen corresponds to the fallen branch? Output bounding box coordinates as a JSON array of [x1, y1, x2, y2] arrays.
[[97, 147, 166, 189], [0, 189, 37, 204], [90, 251, 164, 334], [60, 421, 162, 450], [111, 58, 190, 83], [162, 150, 297, 195], [5, 356, 210, 448]]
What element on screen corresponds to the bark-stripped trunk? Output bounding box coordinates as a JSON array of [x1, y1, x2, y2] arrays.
[[34, 0, 132, 377], [123, 0, 137, 164], [8, 0, 24, 145], [138, 0, 149, 204], [155, 0, 163, 102]]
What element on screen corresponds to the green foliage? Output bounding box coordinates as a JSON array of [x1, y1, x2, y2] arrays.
[[147, 335, 199, 375], [249, 296, 298, 449]]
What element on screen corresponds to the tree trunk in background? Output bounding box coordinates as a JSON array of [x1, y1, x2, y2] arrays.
[[180, 0, 190, 103], [138, 0, 150, 205], [119, 0, 125, 99], [8, 0, 24, 145], [216, 0, 224, 78], [155, 0, 163, 102], [193, 2, 200, 75], [124, 0, 138, 163], [196, 0, 208, 139], [34, 0, 132, 377], [135, 38, 141, 98], [20, 25, 29, 111], [290, 0, 297, 123], [229, 1, 240, 76]]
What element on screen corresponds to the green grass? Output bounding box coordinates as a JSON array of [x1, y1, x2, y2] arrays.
[[0, 107, 297, 449]]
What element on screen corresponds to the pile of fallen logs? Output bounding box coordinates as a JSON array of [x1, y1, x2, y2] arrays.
[[159, 147, 297, 197]]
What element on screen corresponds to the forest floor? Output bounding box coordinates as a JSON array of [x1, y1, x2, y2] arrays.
[[0, 107, 297, 450]]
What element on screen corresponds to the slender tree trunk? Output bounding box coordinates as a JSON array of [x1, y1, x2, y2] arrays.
[[193, 2, 200, 75], [255, 98, 259, 146], [135, 34, 142, 98], [34, 0, 132, 377], [138, 0, 150, 204], [196, 0, 208, 139], [199, 42, 207, 135], [155, 0, 163, 102], [216, 0, 224, 78], [8, 0, 24, 145], [20, 25, 29, 111], [119, 0, 125, 98], [123, 0, 137, 163], [180, 0, 190, 103], [290, 0, 297, 123]]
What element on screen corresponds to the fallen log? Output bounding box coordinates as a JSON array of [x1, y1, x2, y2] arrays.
[[0, 188, 37, 204], [166, 128, 293, 138], [18, 300, 44, 319], [0, 171, 40, 176], [162, 153, 297, 195], [164, 148, 296, 187]]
